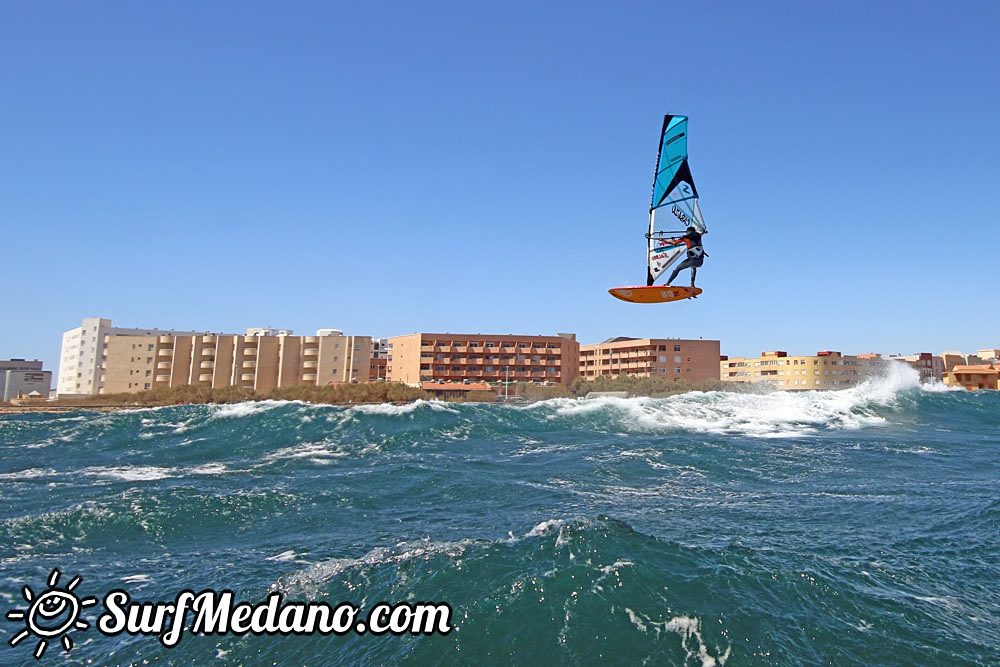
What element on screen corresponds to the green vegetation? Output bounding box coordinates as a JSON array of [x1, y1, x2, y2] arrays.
[[43, 376, 728, 410], [49, 382, 431, 407]]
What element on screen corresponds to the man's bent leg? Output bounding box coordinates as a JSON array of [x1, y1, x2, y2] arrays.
[[666, 258, 693, 286]]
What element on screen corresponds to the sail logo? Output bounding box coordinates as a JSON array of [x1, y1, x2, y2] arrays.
[[672, 205, 692, 226]]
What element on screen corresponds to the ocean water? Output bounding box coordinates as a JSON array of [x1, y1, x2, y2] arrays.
[[1, 366, 998, 665]]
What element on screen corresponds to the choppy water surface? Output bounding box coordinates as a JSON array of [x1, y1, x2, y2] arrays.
[[1, 367, 997, 665]]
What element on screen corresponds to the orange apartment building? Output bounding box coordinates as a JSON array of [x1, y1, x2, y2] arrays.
[[578, 337, 721, 383], [100, 330, 371, 393], [387, 333, 580, 388], [943, 365, 1000, 390]]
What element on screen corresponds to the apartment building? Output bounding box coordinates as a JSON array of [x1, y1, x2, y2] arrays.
[[371, 338, 391, 359], [578, 337, 721, 383], [943, 364, 1000, 391], [887, 352, 942, 381], [721, 350, 878, 390], [387, 333, 579, 388], [977, 349, 1000, 363], [369, 357, 388, 381], [100, 329, 371, 394], [58, 317, 206, 396], [1, 359, 52, 401]]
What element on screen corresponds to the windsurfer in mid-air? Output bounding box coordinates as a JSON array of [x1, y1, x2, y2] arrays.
[[663, 226, 707, 288]]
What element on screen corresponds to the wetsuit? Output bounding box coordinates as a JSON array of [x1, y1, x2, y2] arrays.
[[665, 229, 706, 287]]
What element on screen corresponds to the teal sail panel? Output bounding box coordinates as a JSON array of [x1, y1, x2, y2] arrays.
[[650, 115, 696, 213]]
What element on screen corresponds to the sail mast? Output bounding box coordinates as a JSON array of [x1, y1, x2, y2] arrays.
[[646, 209, 656, 286]]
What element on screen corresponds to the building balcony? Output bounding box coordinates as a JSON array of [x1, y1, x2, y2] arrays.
[[158, 335, 174, 344], [156, 362, 171, 370], [241, 373, 255, 382], [157, 348, 172, 357], [303, 360, 318, 369], [201, 336, 216, 344], [200, 361, 214, 369], [303, 373, 317, 381], [155, 375, 170, 383], [304, 336, 318, 344], [197, 374, 212, 382], [303, 346, 319, 356], [243, 360, 256, 369]]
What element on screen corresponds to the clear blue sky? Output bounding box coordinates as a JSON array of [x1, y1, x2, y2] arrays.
[[3, 1, 999, 371]]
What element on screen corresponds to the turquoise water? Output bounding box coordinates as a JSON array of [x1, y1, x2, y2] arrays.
[[1, 367, 998, 665]]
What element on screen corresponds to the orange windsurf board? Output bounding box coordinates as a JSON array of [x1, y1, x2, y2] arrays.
[[608, 285, 702, 304]]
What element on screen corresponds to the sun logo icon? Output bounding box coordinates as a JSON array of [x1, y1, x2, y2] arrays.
[[6, 568, 98, 659]]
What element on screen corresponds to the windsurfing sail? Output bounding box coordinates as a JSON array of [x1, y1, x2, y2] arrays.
[[646, 114, 707, 286]]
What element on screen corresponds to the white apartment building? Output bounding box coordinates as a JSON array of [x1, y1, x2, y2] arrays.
[[1, 359, 52, 402], [57, 317, 207, 397], [372, 338, 391, 360]]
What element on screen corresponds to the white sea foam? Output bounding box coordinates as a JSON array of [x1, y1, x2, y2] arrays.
[[189, 462, 228, 475], [82, 465, 178, 481], [347, 399, 460, 416], [79, 461, 235, 482], [275, 538, 473, 594], [525, 519, 568, 537], [260, 440, 350, 464], [532, 362, 922, 438], [0, 468, 53, 480], [625, 609, 730, 666], [920, 380, 964, 393], [211, 400, 294, 419]]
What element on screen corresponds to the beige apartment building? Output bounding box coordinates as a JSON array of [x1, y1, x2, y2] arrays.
[[578, 337, 721, 383], [100, 329, 370, 393], [387, 333, 579, 388], [721, 350, 879, 390], [58, 317, 208, 396], [943, 364, 1000, 391]]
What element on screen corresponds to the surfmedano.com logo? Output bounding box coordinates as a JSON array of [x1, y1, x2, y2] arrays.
[[6, 569, 98, 659], [6, 568, 452, 660]]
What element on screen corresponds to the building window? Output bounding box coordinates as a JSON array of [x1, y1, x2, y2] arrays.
[[674, 345, 681, 352], [675, 367, 681, 374]]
